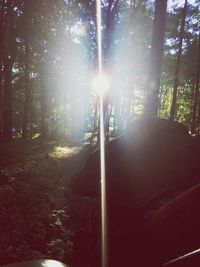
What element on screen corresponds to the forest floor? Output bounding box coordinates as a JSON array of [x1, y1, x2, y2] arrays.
[[0, 140, 94, 266]]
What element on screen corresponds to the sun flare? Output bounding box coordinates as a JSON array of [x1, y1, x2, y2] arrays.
[[92, 73, 110, 95]]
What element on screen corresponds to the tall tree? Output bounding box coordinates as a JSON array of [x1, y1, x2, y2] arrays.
[[170, 0, 188, 121], [144, 0, 168, 116], [0, 0, 7, 138], [22, 1, 31, 140], [2, 0, 16, 141], [191, 32, 200, 133], [40, 63, 48, 140]]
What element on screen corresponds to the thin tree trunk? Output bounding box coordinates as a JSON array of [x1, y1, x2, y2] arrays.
[[41, 72, 48, 139], [90, 101, 98, 144], [0, 62, 3, 137], [0, 0, 7, 139], [105, 103, 112, 141], [0, 0, 6, 65], [29, 79, 34, 138], [1, 0, 13, 141], [189, 81, 195, 130], [144, 0, 167, 117], [170, 0, 188, 121], [105, 0, 119, 65], [22, 2, 31, 140], [2, 58, 13, 141], [191, 32, 200, 134], [114, 100, 123, 135]]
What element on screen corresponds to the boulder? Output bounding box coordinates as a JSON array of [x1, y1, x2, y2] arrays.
[[70, 117, 200, 267], [71, 117, 199, 205]]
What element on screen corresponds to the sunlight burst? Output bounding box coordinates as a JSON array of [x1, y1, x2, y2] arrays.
[[92, 73, 110, 95]]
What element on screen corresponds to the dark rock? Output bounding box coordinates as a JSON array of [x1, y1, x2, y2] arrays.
[[70, 117, 200, 267], [71, 117, 198, 205]]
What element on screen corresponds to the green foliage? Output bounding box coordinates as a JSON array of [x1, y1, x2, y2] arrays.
[[0, 142, 74, 265], [1, 0, 199, 140]]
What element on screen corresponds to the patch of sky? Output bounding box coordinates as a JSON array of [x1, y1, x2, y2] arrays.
[[168, 0, 196, 11]]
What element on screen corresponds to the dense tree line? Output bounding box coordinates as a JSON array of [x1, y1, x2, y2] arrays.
[[0, 1, 200, 266], [0, 0, 199, 142]]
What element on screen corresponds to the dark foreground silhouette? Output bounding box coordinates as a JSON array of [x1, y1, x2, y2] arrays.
[[71, 117, 200, 267]]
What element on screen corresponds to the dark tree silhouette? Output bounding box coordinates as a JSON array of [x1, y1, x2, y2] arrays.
[[191, 32, 200, 134], [144, 0, 167, 117], [22, 1, 31, 140], [170, 0, 188, 121]]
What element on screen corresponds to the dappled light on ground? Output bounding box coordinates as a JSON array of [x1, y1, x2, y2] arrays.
[[49, 146, 81, 159]]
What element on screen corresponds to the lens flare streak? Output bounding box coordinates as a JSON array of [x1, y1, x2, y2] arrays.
[[96, 1, 108, 267], [99, 94, 108, 267]]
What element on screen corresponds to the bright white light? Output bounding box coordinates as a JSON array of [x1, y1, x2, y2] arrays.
[[70, 24, 86, 37], [42, 260, 67, 267], [92, 73, 110, 95]]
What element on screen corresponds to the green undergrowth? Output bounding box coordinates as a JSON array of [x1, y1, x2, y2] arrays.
[[0, 140, 88, 265]]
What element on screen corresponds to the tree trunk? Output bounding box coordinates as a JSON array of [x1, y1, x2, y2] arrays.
[[22, 1, 31, 140], [0, 0, 7, 138], [1, 0, 15, 141], [170, 0, 188, 121], [2, 58, 13, 141], [0, 62, 3, 137], [144, 0, 167, 117], [41, 73, 48, 140], [104, 0, 119, 65], [90, 101, 98, 143], [191, 32, 200, 134]]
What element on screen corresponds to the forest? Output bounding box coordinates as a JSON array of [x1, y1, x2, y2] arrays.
[[0, 0, 200, 267]]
